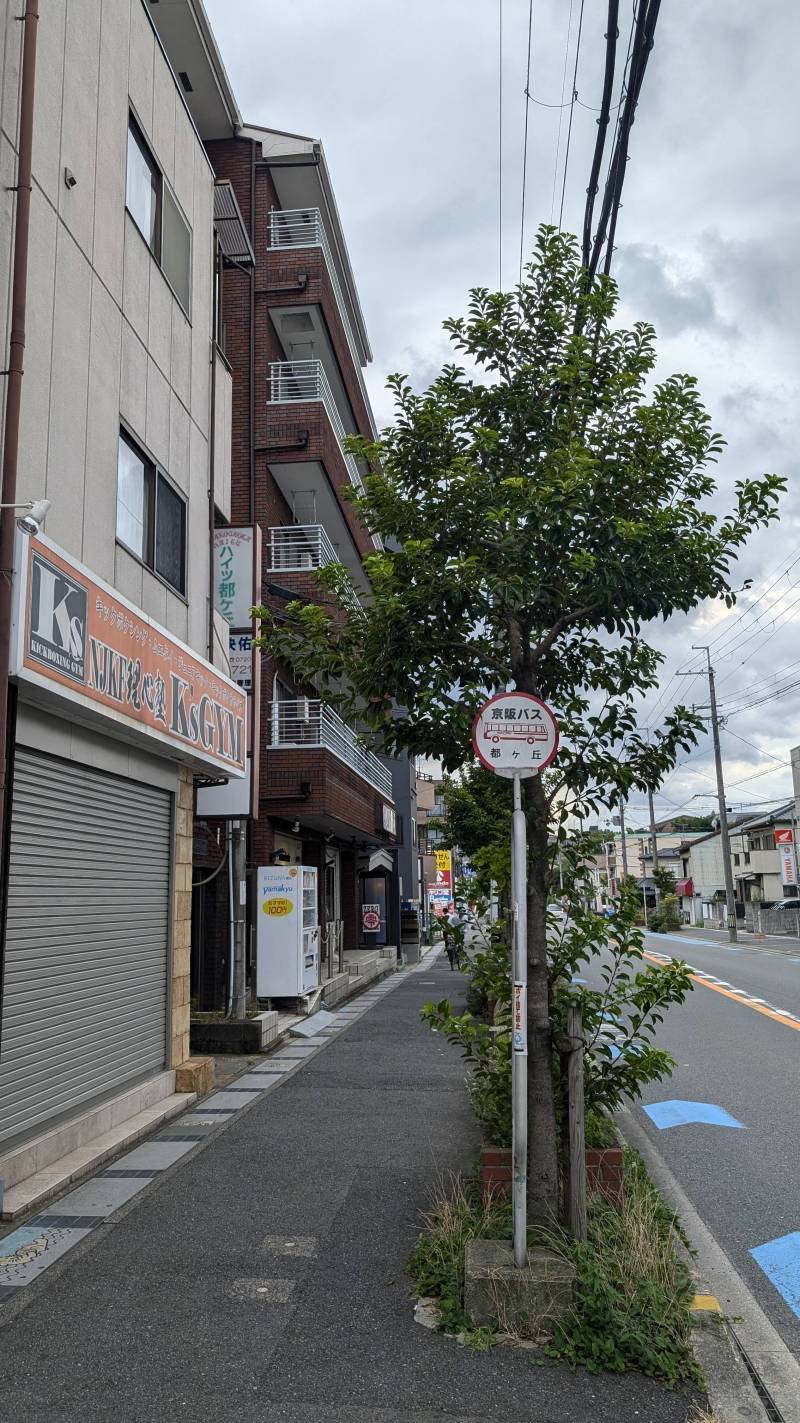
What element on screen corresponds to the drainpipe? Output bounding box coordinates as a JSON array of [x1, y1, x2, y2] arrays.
[[0, 0, 40, 1009], [249, 139, 256, 527], [207, 240, 218, 663]]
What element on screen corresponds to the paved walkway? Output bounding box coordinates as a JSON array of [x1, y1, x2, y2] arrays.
[[0, 952, 699, 1422]]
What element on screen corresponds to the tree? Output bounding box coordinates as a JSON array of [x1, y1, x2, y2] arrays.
[[433, 765, 512, 898], [653, 865, 677, 897], [665, 815, 714, 832], [254, 226, 783, 1226]]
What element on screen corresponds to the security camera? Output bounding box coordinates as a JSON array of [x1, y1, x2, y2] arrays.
[[16, 499, 51, 536]]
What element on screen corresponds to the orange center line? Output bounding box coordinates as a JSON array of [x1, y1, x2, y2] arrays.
[[642, 950, 800, 1033]]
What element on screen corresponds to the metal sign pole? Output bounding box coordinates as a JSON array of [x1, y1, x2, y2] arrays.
[[471, 692, 559, 1271], [511, 772, 528, 1269]]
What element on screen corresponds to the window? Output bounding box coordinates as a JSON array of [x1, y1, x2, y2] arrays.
[[116, 431, 186, 596], [162, 186, 191, 314], [733, 853, 740, 866], [126, 115, 160, 256], [126, 113, 191, 315]]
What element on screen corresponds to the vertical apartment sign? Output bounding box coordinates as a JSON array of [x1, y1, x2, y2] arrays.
[[211, 527, 262, 816]]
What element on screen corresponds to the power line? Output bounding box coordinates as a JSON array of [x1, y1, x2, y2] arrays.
[[558, 0, 587, 232], [498, 0, 503, 288], [518, 0, 534, 285], [722, 728, 791, 769], [581, 0, 620, 273], [641, 542, 800, 732], [550, 0, 576, 223]]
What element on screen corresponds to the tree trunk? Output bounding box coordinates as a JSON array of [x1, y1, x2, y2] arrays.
[[524, 772, 560, 1226]]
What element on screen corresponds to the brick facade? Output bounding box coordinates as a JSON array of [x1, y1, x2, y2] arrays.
[[190, 134, 397, 1009]]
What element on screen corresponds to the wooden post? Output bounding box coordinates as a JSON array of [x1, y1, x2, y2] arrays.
[[567, 1002, 587, 1242]]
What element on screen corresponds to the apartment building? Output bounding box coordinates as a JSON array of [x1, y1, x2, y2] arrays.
[[182, 120, 400, 1005], [0, 0, 245, 1207]]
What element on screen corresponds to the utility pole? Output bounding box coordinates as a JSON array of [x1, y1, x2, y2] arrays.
[[647, 786, 660, 906], [638, 837, 648, 927], [692, 646, 738, 944], [231, 819, 248, 1018], [619, 802, 629, 879]]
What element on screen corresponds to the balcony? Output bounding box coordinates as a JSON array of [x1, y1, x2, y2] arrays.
[[267, 525, 362, 613], [269, 208, 370, 409], [269, 359, 365, 494], [268, 699, 393, 801]]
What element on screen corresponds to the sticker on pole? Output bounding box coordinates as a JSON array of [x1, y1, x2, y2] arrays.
[[513, 981, 527, 1054], [472, 692, 559, 779]]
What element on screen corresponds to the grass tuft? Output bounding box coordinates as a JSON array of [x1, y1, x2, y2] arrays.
[[408, 1151, 702, 1385]]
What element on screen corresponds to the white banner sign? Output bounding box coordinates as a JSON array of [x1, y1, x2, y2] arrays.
[[228, 632, 253, 691], [214, 528, 254, 629]]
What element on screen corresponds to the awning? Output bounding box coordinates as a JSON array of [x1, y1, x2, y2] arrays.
[[214, 180, 255, 266]]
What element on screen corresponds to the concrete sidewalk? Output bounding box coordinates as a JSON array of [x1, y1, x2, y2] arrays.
[[0, 952, 700, 1422]]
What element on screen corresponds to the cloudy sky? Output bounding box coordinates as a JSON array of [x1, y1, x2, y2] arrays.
[[207, 0, 800, 823]]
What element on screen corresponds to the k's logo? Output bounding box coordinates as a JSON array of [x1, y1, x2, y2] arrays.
[[27, 552, 88, 683]]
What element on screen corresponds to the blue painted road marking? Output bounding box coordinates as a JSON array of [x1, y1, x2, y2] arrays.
[[751, 1233, 800, 1318], [643, 1100, 746, 1130], [648, 933, 742, 951]]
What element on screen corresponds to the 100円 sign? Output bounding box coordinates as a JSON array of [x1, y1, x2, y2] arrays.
[[472, 691, 559, 778]]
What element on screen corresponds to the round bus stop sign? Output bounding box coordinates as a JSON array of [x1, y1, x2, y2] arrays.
[[472, 691, 559, 779]]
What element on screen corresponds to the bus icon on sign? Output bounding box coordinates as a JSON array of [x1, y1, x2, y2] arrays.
[[483, 719, 548, 745]]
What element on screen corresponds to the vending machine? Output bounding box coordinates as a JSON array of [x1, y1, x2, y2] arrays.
[[256, 865, 320, 997]]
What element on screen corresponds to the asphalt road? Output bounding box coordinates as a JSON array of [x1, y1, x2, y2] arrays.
[[630, 928, 800, 1356]]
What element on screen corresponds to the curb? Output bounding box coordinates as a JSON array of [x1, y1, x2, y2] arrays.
[[689, 1296, 773, 1423], [620, 1109, 799, 1423]]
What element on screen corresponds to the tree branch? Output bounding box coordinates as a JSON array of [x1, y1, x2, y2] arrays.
[[529, 602, 604, 664]]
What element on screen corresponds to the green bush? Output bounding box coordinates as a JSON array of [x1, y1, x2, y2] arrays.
[[546, 1153, 700, 1384], [408, 1154, 701, 1385]]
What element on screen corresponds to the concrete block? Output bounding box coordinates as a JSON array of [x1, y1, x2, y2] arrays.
[[174, 1056, 214, 1097], [173, 1002, 191, 1037], [173, 916, 191, 953], [172, 974, 189, 1008], [177, 774, 194, 811], [463, 1238, 575, 1328]]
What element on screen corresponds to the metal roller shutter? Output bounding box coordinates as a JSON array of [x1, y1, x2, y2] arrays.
[[0, 747, 172, 1152]]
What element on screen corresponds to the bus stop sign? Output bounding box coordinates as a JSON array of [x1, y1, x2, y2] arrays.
[[472, 691, 559, 779]]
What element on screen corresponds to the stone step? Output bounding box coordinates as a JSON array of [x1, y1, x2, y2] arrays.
[[0, 1078, 196, 1221]]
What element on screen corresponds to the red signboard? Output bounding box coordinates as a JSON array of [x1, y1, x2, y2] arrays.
[[12, 533, 247, 777]]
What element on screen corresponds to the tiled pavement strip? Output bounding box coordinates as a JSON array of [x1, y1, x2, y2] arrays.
[[0, 959, 433, 1302]]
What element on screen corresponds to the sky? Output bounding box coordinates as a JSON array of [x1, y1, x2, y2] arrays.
[[206, 0, 800, 824]]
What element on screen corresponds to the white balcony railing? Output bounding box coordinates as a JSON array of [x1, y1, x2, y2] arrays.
[[268, 525, 362, 613], [268, 359, 365, 494], [268, 699, 393, 801], [269, 207, 370, 410]]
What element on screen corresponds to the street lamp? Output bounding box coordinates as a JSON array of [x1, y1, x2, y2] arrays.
[[0, 498, 51, 535]]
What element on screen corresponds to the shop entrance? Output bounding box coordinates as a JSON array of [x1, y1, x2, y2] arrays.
[[323, 849, 343, 973]]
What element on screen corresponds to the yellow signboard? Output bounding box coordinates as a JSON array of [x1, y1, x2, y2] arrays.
[[263, 897, 293, 917]]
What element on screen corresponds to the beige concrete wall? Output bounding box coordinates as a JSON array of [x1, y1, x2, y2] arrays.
[[171, 765, 194, 1068], [0, 0, 216, 659]]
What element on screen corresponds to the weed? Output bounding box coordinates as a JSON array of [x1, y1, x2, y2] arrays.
[[408, 1152, 701, 1385], [408, 1173, 509, 1339], [541, 1152, 701, 1383]]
